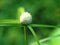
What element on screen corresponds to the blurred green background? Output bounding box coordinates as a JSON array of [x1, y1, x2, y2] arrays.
[[0, 0, 60, 45]]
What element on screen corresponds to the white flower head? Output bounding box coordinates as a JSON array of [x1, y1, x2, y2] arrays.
[[20, 12, 32, 24]]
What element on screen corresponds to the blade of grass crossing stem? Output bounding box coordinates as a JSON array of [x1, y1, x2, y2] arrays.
[[24, 26, 28, 45], [27, 25, 40, 45]]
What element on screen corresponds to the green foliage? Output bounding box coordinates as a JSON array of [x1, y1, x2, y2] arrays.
[[49, 27, 60, 45]]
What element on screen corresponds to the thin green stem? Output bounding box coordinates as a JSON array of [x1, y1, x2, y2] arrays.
[[24, 26, 28, 45], [30, 24, 58, 27], [0, 19, 20, 24], [27, 25, 40, 45], [40, 34, 60, 43]]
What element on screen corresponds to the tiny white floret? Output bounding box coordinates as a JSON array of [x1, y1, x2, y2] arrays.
[[20, 12, 32, 24]]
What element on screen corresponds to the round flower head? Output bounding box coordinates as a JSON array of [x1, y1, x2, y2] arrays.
[[20, 12, 32, 24]]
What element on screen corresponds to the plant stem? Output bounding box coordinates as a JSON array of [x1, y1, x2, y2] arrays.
[[0, 19, 20, 24], [24, 26, 28, 45], [27, 25, 40, 45], [30, 24, 57, 27], [40, 34, 60, 43]]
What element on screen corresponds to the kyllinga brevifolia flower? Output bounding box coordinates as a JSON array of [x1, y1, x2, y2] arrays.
[[20, 12, 32, 24]]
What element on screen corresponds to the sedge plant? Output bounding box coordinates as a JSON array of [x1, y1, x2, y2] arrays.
[[0, 7, 60, 45], [19, 7, 40, 45]]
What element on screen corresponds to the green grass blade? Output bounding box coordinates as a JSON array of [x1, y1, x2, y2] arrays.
[[40, 34, 60, 43], [27, 25, 40, 45], [24, 26, 28, 45], [0, 19, 20, 24], [30, 24, 57, 27]]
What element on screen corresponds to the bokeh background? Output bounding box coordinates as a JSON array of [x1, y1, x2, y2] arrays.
[[0, 0, 60, 45]]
